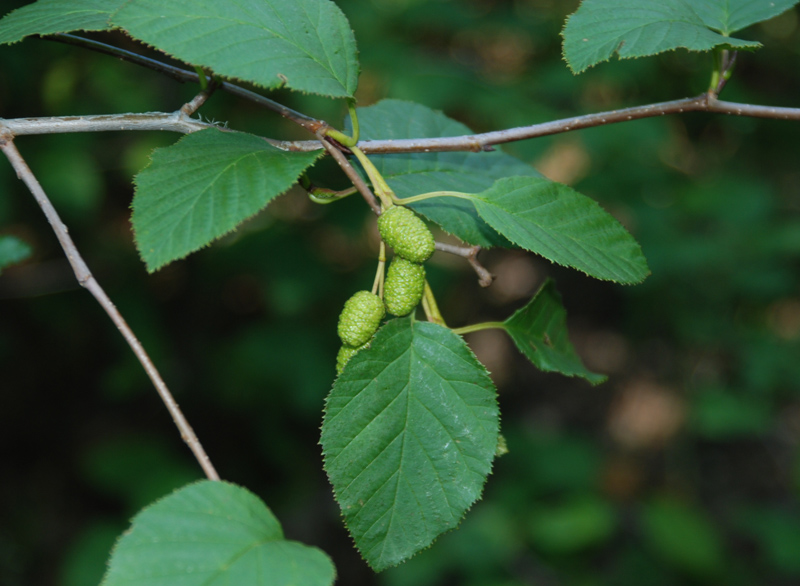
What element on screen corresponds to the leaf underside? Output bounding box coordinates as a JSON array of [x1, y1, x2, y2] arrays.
[[321, 317, 499, 571], [131, 128, 320, 272], [502, 279, 607, 384], [101, 481, 335, 586], [471, 176, 650, 284], [0, 0, 124, 45], [111, 0, 359, 97], [561, 0, 799, 74], [348, 99, 542, 248]]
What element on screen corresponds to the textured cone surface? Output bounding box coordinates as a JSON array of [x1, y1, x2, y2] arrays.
[[336, 343, 367, 374], [338, 291, 385, 347], [384, 257, 425, 316], [378, 206, 435, 263]]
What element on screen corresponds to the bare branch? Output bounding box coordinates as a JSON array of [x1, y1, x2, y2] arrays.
[[316, 132, 382, 215], [2, 111, 212, 136], [273, 95, 800, 154], [49, 33, 325, 134], [435, 242, 493, 287], [707, 96, 799, 120], [181, 79, 220, 116], [2, 94, 798, 156], [0, 125, 220, 482]]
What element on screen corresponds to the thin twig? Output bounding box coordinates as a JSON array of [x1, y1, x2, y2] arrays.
[[273, 95, 800, 153], [435, 242, 494, 287], [0, 125, 220, 482], [2, 112, 212, 136], [316, 132, 382, 215], [2, 95, 798, 153], [49, 33, 325, 134], [47, 35, 800, 154], [180, 79, 220, 116]]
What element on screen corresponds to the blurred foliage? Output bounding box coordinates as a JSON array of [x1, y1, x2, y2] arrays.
[[1, 0, 799, 585]]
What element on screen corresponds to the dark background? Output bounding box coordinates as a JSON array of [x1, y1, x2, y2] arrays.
[[1, 1, 799, 585]]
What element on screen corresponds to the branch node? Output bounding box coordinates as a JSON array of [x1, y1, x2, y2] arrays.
[[434, 242, 494, 286]]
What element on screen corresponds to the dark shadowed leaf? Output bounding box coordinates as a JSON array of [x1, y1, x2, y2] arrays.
[[502, 279, 606, 384]]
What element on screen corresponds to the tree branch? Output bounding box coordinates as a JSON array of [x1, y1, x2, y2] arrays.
[[46, 34, 799, 156], [316, 132, 382, 215], [49, 33, 325, 134], [276, 94, 800, 153], [0, 125, 220, 482], [2, 111, 212, 136], [2, 95, 798, 154], [435, 242, 493, 287]]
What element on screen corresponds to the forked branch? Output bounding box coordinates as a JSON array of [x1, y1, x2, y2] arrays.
[[435, 242, 494, 287], [5, 94, 797, 155], [31, 33, 800, 156]]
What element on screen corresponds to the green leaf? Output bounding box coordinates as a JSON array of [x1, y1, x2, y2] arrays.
[[0, 235, 32, 273], [641, 497, 725, 577], [689, 388, 771, 438], [348, 99, 542, 247], [321, 316, 499, 571], [693, 0, 800, 35], [529, 495, 616, 553], [0, 0, 123, 45], [736, 506, 800, 574], [101, 480, 336, 586], [131, 128, 320, 272], [470, 176, 649, 284], [502, 279, 606, 384], [111, 0, 359, 98], [562, 0, 766, 74]]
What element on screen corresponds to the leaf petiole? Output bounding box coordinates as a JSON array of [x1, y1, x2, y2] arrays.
[[395, 190, 474, 205], [194, 65, 209, 91], [307, 185, 358, 204], [350, 146, 395, 208], [372, 242, 386, 297], [323, 100, 360, 147], [451, 321, 505, 336], [422, 280, 446, 326]]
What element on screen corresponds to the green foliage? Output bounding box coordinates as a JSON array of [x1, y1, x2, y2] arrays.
[[688, 388, 772, 438], [321, 317, 499, 570], [736, 506, 800, 575], [468, 176, 650, 284], [131, 128, 320, 272], [348, 99, 540, 247], [112, 0, 359, 98], [2, 0, 800, 584], [694, 0, 800, 35], [101, 481, 336, 586], [378, 206, 435, 263], [529, 495, 616, 553], [0, 234, 31, 273], [501, 279, 606, 384], [383, 257, 425, 317], [561, 0, 799, 74], [0, 0, 122, 45], [640, 497, 725, 577], [337, 290, 385, 347]]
